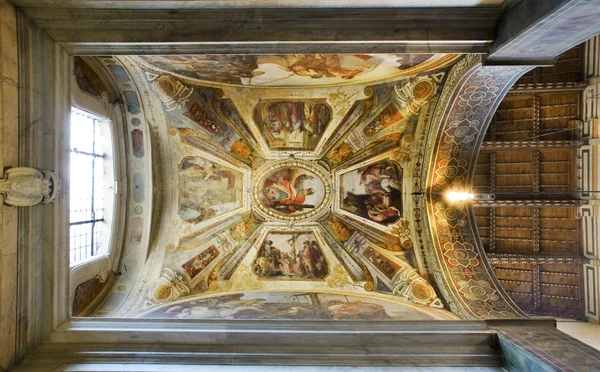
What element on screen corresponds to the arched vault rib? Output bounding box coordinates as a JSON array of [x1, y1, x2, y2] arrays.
[[418, 55, 533, 319]]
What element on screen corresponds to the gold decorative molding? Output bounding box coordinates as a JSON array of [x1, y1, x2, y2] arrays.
[[414, 54, 534, 319]]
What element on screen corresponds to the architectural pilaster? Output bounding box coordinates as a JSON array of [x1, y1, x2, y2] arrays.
[[580, 34, 600, 324], [0, 1, 19, 369], [15, 9, 72, 363]]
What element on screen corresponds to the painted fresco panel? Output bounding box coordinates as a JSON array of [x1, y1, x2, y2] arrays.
[[142, 292, 438, 320], [363, 104, 404, 137], [261, 167, 325, 215], [254, 101, 331, 150], [129, 217, 143, 244], [341, 160, 403, 225], [87, 54, 468, 319], [363, 246, 400, 280], [108, 64, 130, 82], [178, 156, 242, 223], [131, 129, 144, 158], [253, 232, 328, 279], [73, 57, 106, 97], [181, 246, 220, 279], [123, 90, 141, 114], [135, 54, 458, 87], [184, 101, 224, 135]]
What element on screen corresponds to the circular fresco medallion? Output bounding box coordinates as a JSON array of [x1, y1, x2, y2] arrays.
[[412, 80, 435, 100], [252, 159, 332, 222]]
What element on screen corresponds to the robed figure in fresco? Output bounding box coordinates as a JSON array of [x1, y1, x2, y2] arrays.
[[256, 101, 331, 150], [342, 160, 403, 225], [253, 234, 328, 279], [262, 169, 317, 214]]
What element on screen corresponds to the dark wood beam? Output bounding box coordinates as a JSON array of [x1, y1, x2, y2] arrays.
[[487, 253, 588, 265], [473, 200, 587, 208], [508, 82, 588, 94], [480, 140, 584, 151]]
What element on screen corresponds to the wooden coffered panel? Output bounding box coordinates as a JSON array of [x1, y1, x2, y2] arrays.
[[474, 45, 586, 319]]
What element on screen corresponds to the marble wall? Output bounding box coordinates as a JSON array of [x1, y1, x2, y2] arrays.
[[0, 1, 19, 368]]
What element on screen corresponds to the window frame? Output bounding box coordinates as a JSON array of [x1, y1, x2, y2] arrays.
[[68, 72, 128, 316], [69, 108, 109, 265]]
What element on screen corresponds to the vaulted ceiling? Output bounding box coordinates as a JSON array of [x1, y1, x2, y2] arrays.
[[70, 46, 588, 322], [72, 53, 466, 320]]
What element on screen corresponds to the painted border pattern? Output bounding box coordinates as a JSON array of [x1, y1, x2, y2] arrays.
[[422, 55, 532, 319]]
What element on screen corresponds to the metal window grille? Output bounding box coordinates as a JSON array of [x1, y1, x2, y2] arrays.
[[70, 110, 105, 264]]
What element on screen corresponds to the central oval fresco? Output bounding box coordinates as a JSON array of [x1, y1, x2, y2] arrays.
[[252, 159, 332, 222]]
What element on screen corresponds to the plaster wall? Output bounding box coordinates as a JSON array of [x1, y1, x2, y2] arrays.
[[557, 320, 600, 351]]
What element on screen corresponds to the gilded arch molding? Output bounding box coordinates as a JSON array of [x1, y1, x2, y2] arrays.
[[415, 55, 532, 319]]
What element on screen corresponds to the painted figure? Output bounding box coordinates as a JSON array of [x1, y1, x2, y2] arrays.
[[181, 246, 220, 279], [342, 160, 403, 225], [138, 55, 262, 84], [253, 233, 328, 279], [255, 101, 330, 150], [179, 157, 241, 223], [262, 168, 324, 215]]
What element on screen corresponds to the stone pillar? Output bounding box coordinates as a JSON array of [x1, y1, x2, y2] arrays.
[[0, 1, 19, 369]]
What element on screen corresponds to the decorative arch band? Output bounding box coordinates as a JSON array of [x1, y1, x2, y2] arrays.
[[420, 55, 533, 319]]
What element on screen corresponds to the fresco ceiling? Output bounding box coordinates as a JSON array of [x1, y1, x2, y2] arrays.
[[83, 53, 469, 320]]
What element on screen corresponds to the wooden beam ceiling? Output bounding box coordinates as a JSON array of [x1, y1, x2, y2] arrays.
[[474, 45, 588, 320]]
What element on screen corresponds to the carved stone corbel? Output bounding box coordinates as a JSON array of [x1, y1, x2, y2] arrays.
[[0, 167, 59, 207]]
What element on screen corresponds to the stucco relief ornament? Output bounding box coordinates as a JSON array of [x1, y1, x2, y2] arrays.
[[392, 267, 443, 308], [326, 264, 362, 289], [394, 75, 440, 115], [0, 167, 59, 207], [149, 268, 191, 304], [152, 74, 193, 112]]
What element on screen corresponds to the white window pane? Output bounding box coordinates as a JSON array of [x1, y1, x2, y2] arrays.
[[70, 112, 95, 153], [93, 119, 104, 155], [70, 223, 93, 263], [70, 109, 110, 265], [70, 152, 94, 223], [93, 156, 105, 220]]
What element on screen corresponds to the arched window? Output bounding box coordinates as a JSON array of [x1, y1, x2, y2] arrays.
[[69, 108, 116, 266]]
